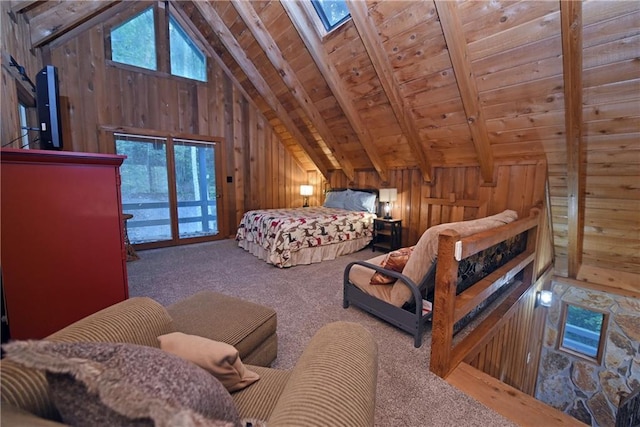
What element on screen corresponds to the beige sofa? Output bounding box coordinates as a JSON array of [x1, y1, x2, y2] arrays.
[[1, 291, 378, 426]]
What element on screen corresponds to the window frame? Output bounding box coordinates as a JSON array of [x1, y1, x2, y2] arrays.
[[557, 301, 609, 364], [16, 84, 37, 149], [108, 126, 225, 250], [310, 0, 351, 33], [167, 3, 208, 82], [104, 2, 208, 83], [108, 5, 158, 72], [298, 0, 352, 39]]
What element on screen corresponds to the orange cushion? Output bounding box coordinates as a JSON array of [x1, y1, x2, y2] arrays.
[[370, 246, 414, 285]]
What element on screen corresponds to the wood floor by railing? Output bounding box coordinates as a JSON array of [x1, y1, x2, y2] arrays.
[[447, 363, 587, 426]]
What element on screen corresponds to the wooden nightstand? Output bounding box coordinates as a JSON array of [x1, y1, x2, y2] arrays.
[[372, 218, 402, 252]]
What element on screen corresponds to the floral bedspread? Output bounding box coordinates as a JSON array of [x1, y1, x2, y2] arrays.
[[236, 207, 376, 267]]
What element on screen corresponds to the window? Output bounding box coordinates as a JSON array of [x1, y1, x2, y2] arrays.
[[18, 103, 33, 149], [109, 6, 207, 82], [311, 0, 351, 32], [114, 132, 221, 248], [169, 16, 206, 82], [110, 7, 157, 70], [16, 83, 37, 149], [558, 302, 608, 363], [173, 139, 218, 237]]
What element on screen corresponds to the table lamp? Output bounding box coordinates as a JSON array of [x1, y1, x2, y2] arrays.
[[300, 185, 313, 207], [379, 188, 397, 219]]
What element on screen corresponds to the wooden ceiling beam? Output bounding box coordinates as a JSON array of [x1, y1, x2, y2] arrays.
[[231, 0, 355, 182], [194, 1, 330, 180], [171, 2, 308, 176], [560, 0, 584, 278], [171, 3, 263, 116], [435, 1, 495, 184], [281, 0, 388, 183], [9, 1, 40, 16], [348, 0, 433, 183], [28, 1, 120, 48]]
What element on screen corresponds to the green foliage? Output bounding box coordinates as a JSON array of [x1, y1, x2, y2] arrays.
[[169, 16, 206, 82], [111, 7, 157, 71], [566, 305, 603, 332], [116, 139, 216, 201], [116, 140, 168, 197]]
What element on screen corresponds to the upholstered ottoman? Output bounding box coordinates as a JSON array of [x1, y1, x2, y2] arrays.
[[166, 291, 277, 367]]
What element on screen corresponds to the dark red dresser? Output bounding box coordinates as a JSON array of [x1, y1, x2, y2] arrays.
[[1, 149, 129, 339]]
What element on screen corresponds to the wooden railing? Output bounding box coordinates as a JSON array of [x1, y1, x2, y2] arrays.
[[430, 209, 541, 378]]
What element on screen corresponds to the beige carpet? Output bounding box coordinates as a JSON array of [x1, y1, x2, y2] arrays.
[[127, 239, 516, 427]]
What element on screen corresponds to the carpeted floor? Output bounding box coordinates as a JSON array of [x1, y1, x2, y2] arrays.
[[127, 239, 516, 427]]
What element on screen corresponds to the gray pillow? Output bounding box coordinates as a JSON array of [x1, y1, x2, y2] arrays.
[[2, 340, 240, 427], [323, 190, 348, 209], [343, 190, 377, 213]]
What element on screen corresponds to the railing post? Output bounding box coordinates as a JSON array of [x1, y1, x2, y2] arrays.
[[430, 229, 460, 378], [523, 209, 540, 288]]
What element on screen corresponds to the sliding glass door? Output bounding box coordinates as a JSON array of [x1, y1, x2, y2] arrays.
[[115, 132, 222, 248], [173, 139, 219, 239]]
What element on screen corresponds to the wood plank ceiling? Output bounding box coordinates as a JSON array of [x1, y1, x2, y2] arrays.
[[13, 0, 602, 184], [11, 0, 640, 281]]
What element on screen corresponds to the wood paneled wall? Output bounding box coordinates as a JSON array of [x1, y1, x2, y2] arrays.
[[323, 159, 549, 250], [1, 2, 43, 147], [549, 3, 640, 286], [28, 5, 309, 238], [466, 275, 549, 396]]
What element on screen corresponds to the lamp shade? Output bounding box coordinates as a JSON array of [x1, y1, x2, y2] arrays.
[[379, 188, 397, 202], [300, 185, 313, 196]]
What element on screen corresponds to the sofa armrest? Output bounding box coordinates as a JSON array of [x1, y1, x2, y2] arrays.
[[0, 297, 174, 422], [268, 322, 378, 427], [1, 402, 65, 427], [46, 297, 174, 347]]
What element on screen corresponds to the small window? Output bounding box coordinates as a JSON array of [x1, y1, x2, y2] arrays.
[[18, 103, 31, 148], [311, 0, 351, 32], [16, 86, 37, 149], [169, 16, 206, 82], [558, 302, 608, 363], [111, 7, 157, 71]]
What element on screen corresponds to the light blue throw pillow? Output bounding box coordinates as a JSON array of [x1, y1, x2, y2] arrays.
[[344, 190, 377, 213], [323, 190, 349, 209]]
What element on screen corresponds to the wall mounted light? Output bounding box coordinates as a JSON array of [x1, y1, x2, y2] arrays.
[[379, 188, 397, 219], [536, 290, 553, 308], [300, 185, 313, 207]]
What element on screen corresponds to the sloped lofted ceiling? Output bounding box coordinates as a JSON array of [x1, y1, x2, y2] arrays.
[[15, 0, 579, 184]]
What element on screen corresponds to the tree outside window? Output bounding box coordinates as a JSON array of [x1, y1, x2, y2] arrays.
[[559, 303, 608, 363], [110, 7, 157, 71]]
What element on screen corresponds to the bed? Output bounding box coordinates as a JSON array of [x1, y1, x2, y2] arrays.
[[236, 189, 378, 268], [344, 210, 537, 347]]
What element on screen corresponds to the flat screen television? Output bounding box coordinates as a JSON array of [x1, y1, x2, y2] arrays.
[[35, 65, 63, 150]]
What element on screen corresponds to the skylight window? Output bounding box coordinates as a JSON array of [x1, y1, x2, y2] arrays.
[[110, 7, 157, 71], [169, 15, 207, 82], [311, 0, 351, 32]]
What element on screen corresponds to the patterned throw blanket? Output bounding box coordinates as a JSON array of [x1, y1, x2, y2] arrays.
[[236, 207, 375, 267]]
